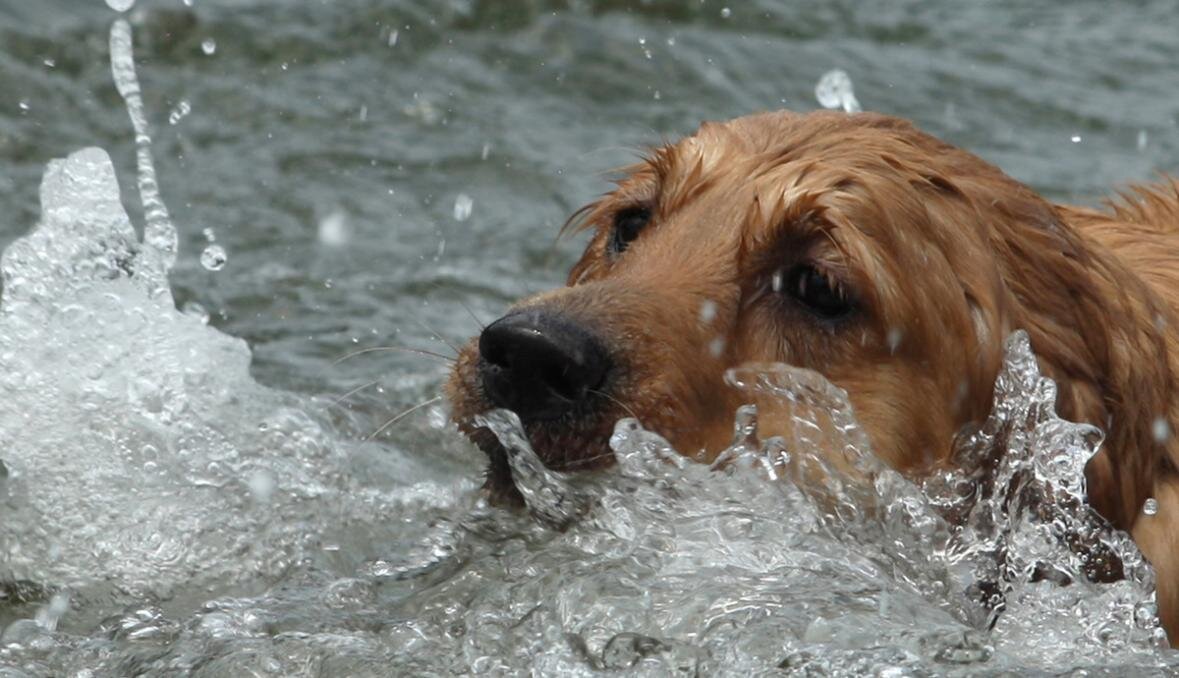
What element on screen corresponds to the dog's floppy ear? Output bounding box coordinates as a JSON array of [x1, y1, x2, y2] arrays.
[[977, 182, 1179, 529]]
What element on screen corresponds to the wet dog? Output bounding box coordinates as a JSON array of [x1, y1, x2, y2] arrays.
[[445, 110, 1179, 640]]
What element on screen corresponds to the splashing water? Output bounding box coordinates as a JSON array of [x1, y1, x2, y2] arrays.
[[109, 19, 176, 291]]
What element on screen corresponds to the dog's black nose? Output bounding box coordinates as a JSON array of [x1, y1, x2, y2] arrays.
[[478, 310, 610, 420]]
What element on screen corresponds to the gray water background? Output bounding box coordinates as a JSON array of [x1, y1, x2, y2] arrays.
[[1, 0, 1175, 417]]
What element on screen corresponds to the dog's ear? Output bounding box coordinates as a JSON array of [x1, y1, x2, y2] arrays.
[[980, 184, 1179, 529]]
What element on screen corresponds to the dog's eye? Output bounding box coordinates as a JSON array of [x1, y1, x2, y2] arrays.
[[609, 207, 651, 255], [780, 264, 854, 319]]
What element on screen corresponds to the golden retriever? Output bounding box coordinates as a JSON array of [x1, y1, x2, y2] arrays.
[[445, 110, 1179, 640]]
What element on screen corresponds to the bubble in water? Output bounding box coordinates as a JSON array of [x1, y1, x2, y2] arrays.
[[815, 69, 862, 113], [453, 194, 473, 222], [200, 244, 227, 271], [201, 38, 217, 55], [106, 0, 135, 11], [1143, 498, 1159, 516], [168, 100, 191, 125]]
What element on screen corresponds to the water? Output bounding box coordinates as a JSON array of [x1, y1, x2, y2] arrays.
[[1, 1, 1178, 675]]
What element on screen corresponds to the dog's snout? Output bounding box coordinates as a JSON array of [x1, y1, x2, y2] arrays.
[[478, 311, 609, 420]]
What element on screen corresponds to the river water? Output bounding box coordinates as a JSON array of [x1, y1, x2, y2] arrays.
[[1, 1, 1178, 675]]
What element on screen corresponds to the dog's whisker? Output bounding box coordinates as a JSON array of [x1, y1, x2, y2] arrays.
[[589, 389, 641, 422], [564, 449, 618, 469], [328, 379, 383, 409], [365, 396, 443, 442], [456, 298, 487, 331], [410, 317, 462, 355], [332, 345, 455, 366]]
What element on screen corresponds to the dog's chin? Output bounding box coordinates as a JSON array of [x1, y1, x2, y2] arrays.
[[461, 409, 618, 507]]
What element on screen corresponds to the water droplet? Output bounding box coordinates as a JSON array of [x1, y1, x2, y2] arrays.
[[453, 193, 473, 221], [387, 29, 399, 47], [1152, 416, 1171, 443], [200, 244, 227, 271], [35, 592, 71, 631], [42, 58, 55, 68], [17, 100, 29, 112], [1137, 130, 1149, 151], [181, 301, 210, 324], [653, 90, 661, 100], [318, 210, 350, 246], [202, 227, 216, 242], [815, 69, 861, 113], [105, 0, 135, 11], [358, 104, 368, 122], [720, 7, 732, 19], [201, 38, 216, 55], [1070, 135, 1082, 143], [699, 299, 717, 324], [708, 337, 726, 357], [481, 143, 491, 160], [168, 100, 191, 125], [887, 327, 904, 353], [666, 36, 676, 47], [1143, 497, 1159, 516], [771, 270, 784, 292]]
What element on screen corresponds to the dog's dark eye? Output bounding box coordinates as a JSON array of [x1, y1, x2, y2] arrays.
[[609, 207, 651, 255], [780, 264, 854, 319]]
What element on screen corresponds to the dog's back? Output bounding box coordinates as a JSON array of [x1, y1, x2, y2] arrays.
[[1065, 180, 1179, 303]]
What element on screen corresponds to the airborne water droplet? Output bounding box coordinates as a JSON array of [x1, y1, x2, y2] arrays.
[[168, 100, 191, 125], [1152, 416, 1171, 443], [1143, 498, 1159, 516], [200, 244, 227, 271], [201, 38, 217, 55], [815, 69, 862, 113], [105, 0, 135, 11], [453, 194, 473, 221]]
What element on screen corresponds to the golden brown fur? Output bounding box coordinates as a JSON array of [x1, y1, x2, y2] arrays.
[[445, 110, 1179, 640]]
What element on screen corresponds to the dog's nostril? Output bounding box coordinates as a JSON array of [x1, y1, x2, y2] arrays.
[[477, 311, 609, 420]]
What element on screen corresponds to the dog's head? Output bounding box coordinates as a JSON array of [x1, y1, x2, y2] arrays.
[[446, 109, 1174, 525]]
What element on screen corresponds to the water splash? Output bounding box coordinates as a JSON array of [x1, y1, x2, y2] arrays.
[[109, 19, 177, 293]]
